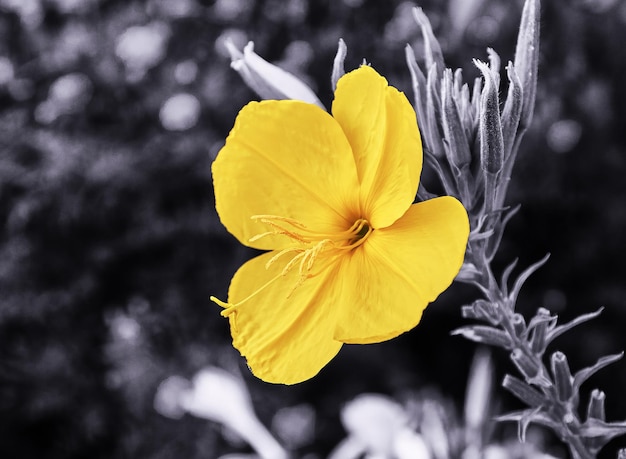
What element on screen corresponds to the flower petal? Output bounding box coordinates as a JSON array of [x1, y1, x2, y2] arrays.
[[213, 100, 360, 250], [227, 41, 325, 108], [223, 251, 343, 384], [334, 197, 469, 344], [332, 66, 422, 229]]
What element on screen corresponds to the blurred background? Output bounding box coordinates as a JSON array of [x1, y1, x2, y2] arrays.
[[1, 0, 625, 457]]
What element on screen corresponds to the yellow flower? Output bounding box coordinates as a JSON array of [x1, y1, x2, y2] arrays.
[[211, 66, 469, 384]]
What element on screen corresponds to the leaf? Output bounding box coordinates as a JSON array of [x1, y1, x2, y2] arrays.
[[546, 307, 604, 344], [572, 352, 624, 392]]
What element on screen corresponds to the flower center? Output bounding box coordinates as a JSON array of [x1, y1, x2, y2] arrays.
[[211, 215, 372, 315]]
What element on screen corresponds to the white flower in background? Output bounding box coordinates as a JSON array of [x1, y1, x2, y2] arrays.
[[115, 22, 169, 81], [225, 40, 324, 108], [154, 367, 288, 459], [392, 428, 431, 459], [153, 375, 190, 420], [330, 393, 430, 459], [159, 93, 201, 131], [341, 394, 409, 456]]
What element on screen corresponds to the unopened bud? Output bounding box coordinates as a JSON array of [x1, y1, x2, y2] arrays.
[[551, 351, 573, 402], [530, 309, 551, 354], [512, 313, 526, 337], [441, 69, 472, 170], [586, 389, 606, 421], [475, 59, 504, 176], [486, 48, 501, 87], [412, 7, 444, 78], [461, 305, 480, 320], [426, 64, 444, 159], [405, 44, 427, 122], [331, 38, 347, 91], [513, 0, 541, 130], [511, 348, 550, 387], [226, 40, 324, 108], [501, 62, 523, 156], [475, 299, 501, 325], [502, 374, 545, 408], [452, 325, 513, 349]]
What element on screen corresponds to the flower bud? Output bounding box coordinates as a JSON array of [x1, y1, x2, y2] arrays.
[[405, 44, 427, 131], [501, 62, 523, 156], [426, 64, 445, 159], [462, 305, 480, 320], [510, 348, 551, 387], [474, 299, 501, 325], [225, 40, 324, 108], [511, 348, 537, 379], [486, 48, 501, 85], [412, 7, 444, 78], [331, 38, 347, 91], [551, 351, 573, 402], [475, 59, 504, 177], [530, 324, 548, 356], [452, 325, 513, 349], [341, 393, 409, 457], [502, 374, 545, 408], [586, 389, 606, 421], [513, 0, 541, 130], [511, 313, 526, 337], [441, 69, 472, 170]]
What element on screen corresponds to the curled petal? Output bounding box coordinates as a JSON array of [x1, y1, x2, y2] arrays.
[[332, 66, 422, 229], [334, 197, 469, 343]]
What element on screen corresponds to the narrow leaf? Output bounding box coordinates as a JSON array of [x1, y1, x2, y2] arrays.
[[508, 253, 550, 306], [452, 325, 513, 349], [573, 352, 624, 391], [547, 307, 604, 344]]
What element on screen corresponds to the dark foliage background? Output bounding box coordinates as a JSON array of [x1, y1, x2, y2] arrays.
[[1, 0, 625, 457]]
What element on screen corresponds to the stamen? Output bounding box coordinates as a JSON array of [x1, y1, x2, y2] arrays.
[[249, 215, 371, 244], [212, 216, 373, 313]]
